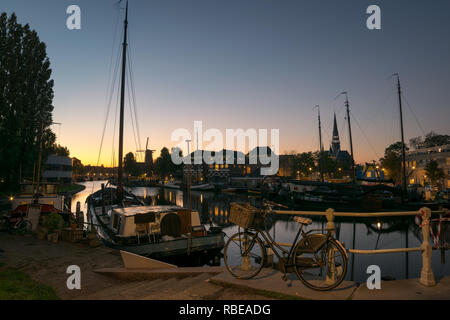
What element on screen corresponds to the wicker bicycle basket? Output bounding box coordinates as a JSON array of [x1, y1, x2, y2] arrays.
[[229, 202, 264, 229]]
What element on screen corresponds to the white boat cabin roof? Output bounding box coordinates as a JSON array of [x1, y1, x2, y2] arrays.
[[112, 205, 185, 217]]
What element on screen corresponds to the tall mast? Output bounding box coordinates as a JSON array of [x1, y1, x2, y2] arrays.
[[117, 0, 128, 203], [395, 73, 407, 200], [316, 105, 324, 182], [343, 92, 356, 183], [186, 139, 192, 210]]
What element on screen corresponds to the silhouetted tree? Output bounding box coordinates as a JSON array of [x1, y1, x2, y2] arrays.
[[380, 141, 409, 185], [0, 12, 55, 190], [123, 152, 140, 177], [52, 144, 70, 157], [293, 152, 316, 176], [423, 131, 450, 148]]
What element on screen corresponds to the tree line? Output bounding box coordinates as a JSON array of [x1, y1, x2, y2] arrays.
[[0, 12, 58, 192]]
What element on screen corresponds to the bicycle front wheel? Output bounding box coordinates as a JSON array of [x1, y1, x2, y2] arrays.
[[223, 231, 266, 279], [294, 237, 348, 291]]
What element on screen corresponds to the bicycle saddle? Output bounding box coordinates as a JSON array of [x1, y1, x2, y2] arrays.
[[293, 216, 312, 225]]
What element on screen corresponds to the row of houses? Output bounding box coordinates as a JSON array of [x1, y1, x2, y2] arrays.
[[181, 147, 276, 184], [40, 143, 450, 191], [406, 144, 450, 189]]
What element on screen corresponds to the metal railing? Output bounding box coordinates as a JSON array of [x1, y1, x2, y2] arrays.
[[272, 207, 448, 287]]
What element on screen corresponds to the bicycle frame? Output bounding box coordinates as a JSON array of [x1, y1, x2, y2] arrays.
[[238, 209, 337, 270]]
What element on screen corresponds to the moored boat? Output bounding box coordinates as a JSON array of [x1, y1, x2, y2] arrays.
[[87, 186, 224, 260], [86, 1, 224, 262]]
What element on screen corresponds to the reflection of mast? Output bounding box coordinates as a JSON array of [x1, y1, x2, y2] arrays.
[[117, 0, 129, 204]]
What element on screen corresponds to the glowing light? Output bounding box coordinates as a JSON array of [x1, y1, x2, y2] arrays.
[[377, 221, 382, 230]]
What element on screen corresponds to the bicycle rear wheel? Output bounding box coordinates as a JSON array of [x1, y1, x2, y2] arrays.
[[294, 237, 347, 291], [223, 231, 266, 279]]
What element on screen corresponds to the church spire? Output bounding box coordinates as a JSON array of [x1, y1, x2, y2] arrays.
[[330, 112, 340, 156]]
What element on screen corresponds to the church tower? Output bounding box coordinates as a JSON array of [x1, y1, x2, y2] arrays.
[[330, 113, 340, 156]]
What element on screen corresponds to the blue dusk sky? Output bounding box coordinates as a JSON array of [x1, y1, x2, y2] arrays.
[[1, 0, 449, 165]]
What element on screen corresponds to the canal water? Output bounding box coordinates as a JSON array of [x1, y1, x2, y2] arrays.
[[71, 181, 450, 283]]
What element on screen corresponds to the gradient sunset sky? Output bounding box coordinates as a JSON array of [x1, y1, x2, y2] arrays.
[[2, 0, 450, 166]]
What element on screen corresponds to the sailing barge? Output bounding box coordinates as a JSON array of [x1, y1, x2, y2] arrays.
[[86, 1, 224, 262], [87, 187, 224, 260]]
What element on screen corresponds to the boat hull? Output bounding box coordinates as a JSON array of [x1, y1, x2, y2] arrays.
[[88, 202, 224, 260]]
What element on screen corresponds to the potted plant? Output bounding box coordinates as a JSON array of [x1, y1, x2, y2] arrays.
[[44, 212, 64, 243]]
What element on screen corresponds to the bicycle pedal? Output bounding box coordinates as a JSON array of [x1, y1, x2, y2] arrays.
[[281, 275, 287, 282]]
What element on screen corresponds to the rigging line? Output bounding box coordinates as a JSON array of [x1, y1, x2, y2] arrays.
[[99, 6, 121, 162], [340, 113, 347, 150], [126, 62, 142, 164], [104, 7, 121, 112], [126, 39, 142, 155], [350, 110, 381, 160], [126, 68, 140, 162], [111, 76, 121, 168], [126, 58, 141, 160], [127, 47, 142, 154], [95, 23, 124, 172], [390, 90, 396, 145], [401, 92, 427, 136], [109, 45, 123, 167]]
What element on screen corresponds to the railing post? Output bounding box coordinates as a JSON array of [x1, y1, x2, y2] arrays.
[[419, 207, 436, 286], [326, 208, 335, 236], [325, 208, 336, 284]]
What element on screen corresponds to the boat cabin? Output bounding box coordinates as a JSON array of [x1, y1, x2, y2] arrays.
[[11, 183, 65, 211], [108, 205, 204, 242]]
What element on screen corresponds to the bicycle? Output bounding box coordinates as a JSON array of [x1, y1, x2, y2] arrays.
[[0, 213, 32, 233], [223, 201, 348, 291]]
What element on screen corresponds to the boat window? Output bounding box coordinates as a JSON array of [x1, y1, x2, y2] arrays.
[[134, 212, 155, 224], [112, 214, 120, 230], [20, 184, 34, 195], [45, 184, 58, 195]]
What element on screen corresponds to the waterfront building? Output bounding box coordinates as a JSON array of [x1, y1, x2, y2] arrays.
[[406, 144, 450, 188], [182, 148, 278, 184], [42, 154, 72, 183]]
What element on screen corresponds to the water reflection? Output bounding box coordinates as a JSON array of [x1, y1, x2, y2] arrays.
[[68, 181, 450, 283]]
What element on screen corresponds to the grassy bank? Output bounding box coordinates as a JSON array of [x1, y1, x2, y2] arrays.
[[0, 264, 59, 300]]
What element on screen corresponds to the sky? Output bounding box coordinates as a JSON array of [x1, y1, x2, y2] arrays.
[[2, 0, 450, 166]]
